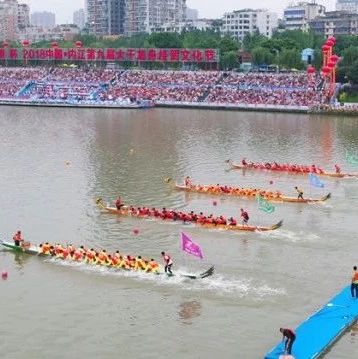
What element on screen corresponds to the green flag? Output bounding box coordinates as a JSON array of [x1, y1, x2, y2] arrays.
[[346, 151, 358, 166], [257, 195, 275, 214]]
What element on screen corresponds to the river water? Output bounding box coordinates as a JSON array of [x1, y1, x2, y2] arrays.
[[0, 106, 357, 359]]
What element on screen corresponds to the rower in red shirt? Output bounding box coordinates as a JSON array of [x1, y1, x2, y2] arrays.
[[228, 217, 237, 226]]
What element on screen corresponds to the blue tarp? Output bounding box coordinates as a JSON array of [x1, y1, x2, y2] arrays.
[[265, 286, 358, 359]]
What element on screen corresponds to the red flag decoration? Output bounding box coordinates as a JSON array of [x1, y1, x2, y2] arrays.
[[181, 232, 203, 259]]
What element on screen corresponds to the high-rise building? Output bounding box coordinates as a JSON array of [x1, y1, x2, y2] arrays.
[[18, 3, 29, 30], [86, 0, 126, 35], [73, 8, 85, 29], [336, 0, 358, 13], [86, 0, 109, 35], [109, 0, 125, 34], [309, 10, 358, 36], [124, 0, 186, 36], [186, 7, 198, 20], [221, 9, 278, 41], [0, 0, 18, 41], [31, 11, 56, 28], [283, 2, 325, 31]]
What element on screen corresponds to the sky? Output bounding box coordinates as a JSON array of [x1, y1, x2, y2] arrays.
[[24, 0, 337, 25]]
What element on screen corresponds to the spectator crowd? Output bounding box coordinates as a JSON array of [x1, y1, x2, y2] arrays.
[[0, 66, 328, 109]]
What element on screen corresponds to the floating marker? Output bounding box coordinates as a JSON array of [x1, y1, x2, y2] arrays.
[[2, 271, 8, 280], [213, 200, 217, 206], [269, 180, 273, 185], [133, 228, 139, 235]]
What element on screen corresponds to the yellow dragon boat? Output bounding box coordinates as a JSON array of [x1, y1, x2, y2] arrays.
[[168, 181, 331, 204]]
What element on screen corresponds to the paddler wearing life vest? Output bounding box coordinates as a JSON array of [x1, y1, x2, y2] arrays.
[[351, 266, 358, 298], [13, 230, 24, 247], [279, 328, 296, 355], [161, 251, 173, 274], [240, 208, 249, 225], [294, 186, 304, 200]]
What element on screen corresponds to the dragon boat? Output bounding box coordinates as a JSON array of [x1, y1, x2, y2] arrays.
[[1, 241, 214, 280], [95, 198, 283, 232], [226, 159, 358, 178], [167, 180, 331, 204]]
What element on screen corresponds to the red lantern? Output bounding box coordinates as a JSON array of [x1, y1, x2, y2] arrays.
[[22, 40, 30, 47], [307, 66, 315, 74], [327, 36, 336, 45], [51, 41, 58, 48], [325, 40, 334, 47], [330, 54, 339, 63], [327, 61, 336, 69], [322, 45, 330, 53], [75, 40, 82, 48], [321, 66, 331, 76]]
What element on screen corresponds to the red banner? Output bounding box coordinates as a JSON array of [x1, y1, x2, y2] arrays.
[[0, 48, 219, 63]]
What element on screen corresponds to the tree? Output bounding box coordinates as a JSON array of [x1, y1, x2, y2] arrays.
[[340, 46, 358, 67], [219, 35, 239, 53], [279, 49, 303, 70], [242, 32, 266, 51], [148, 32, 182, 48], [220, 51, 238, 70], [346, 59, 358, 84], [251, 47, 274, 65]]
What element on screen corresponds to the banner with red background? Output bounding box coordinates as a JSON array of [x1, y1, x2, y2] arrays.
[[0, 48, 219, 63]]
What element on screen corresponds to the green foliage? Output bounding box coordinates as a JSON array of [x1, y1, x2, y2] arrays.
[[220, 51, 238, 69], [182, 30, 220, 49], [242, 32, 266, 51], [341, 46, 358, 67], [251, 47, 274, 65], [346, 59, 358, 84], [148, 32, 181, 48], [279, 48, 303, 70], [273, 30, 323, 50], [218, 35, 239, 53]]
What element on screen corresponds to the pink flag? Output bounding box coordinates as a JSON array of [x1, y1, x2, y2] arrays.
[[181, 232, 203, 259]]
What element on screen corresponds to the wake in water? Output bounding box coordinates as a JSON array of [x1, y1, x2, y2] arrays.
[[45, 257, 285, 299], [258, 229, 320, 243]]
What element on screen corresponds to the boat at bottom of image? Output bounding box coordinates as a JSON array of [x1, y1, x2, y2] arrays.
[[95, 198, 283, 232], [1, 241, 214, 280]]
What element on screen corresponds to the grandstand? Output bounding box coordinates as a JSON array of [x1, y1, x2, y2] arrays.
[[0, 67, 326, 111]]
